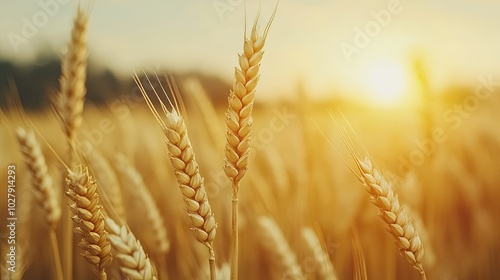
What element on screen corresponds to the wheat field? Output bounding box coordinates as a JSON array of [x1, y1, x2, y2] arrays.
[[1, 3, 500, 280]]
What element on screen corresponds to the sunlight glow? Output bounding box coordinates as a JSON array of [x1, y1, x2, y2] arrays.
[[362, 61, 408, 107]]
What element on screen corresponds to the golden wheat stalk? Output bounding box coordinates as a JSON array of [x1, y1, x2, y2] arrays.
[[53, 8, 89, 279], [66, 165, 113, 280], [326, 115, 427, 279], [224, 6, 279, 278], [54, 7, 88, 152], [105, 217, 158, 280], [16, 127, 63, 280], [135, 73, 217, 280], [357, 157, 426, 277]]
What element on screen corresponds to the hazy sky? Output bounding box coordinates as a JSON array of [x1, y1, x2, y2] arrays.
[[1, 0, 499, 102]]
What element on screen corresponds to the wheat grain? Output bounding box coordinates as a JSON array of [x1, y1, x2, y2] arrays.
[[258, 216, 304, 280], [105, 217, 158, 280], [66, 165, 112, 279]]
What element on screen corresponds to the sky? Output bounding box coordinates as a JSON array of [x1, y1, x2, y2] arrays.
[[0, 0, 499, 104]]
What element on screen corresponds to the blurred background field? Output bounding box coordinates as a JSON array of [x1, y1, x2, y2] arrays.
[[1, 0, 500, 279]]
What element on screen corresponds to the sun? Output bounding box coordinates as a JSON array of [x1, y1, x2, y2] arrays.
[[361, 61, 408, 107]]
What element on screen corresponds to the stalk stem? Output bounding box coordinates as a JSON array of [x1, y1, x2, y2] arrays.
[[49, 230, 63, 280], [230, 183, 239, 280], [209, 247, 217, 280]]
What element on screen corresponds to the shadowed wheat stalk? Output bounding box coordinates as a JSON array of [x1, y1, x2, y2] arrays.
[[85, 150, 126, 219], [135, 73, 217, 280], [66, 165, 113, 280], [301, 227, 337, 280], [224, 5, 279, 278], [258, 216, 305, 280], [105, 217, 158, 280], [16, 127, 63, 280], [114, 153, 170, 255]]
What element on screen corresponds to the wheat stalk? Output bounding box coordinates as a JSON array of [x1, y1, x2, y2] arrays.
[[326, 116, 427, 279], [105, 217, 158, 280], [135, 74, 217, 280], [258, 216, 304, 280], [66, 165, 113, 280], [15, 127, 63, 280], [114, 153, 170, 256], [356, 157, 426, 278], [53, 8, 89, 279], [224, 6, 278, 279], [16, 127, 61, 229], [54, 7, 88, 151]]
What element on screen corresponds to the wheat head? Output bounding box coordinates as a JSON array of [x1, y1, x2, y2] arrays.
[[66, 165, 113, 275], [135, 74, 217, 279], [16, 127, 61, 230], [54, 7, 88, 146], [105, 217, 158, 280], [224, 10, 277, 186], [356, 157, 426, 277], [328, 114, 427, 278]]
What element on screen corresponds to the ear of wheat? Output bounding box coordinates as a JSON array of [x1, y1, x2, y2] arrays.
[[225, 6, 279, 279], [66, 165, 113, 280], [16, 127, 61, 229], [54, 8, 89, 279], [224, 9, 277, 187], [327, 116, 427, 279], [54, 7, 88, 151], [15, 127, 63, 280], [356, 157, 426, 277], [135, 74, 217, 280], [105, 217, 158, 280]]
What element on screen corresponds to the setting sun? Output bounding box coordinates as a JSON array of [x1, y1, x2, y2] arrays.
[[362, 61, 408, 107]]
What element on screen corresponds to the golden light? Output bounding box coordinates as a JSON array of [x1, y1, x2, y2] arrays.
[[361, 60, 408, 107]]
